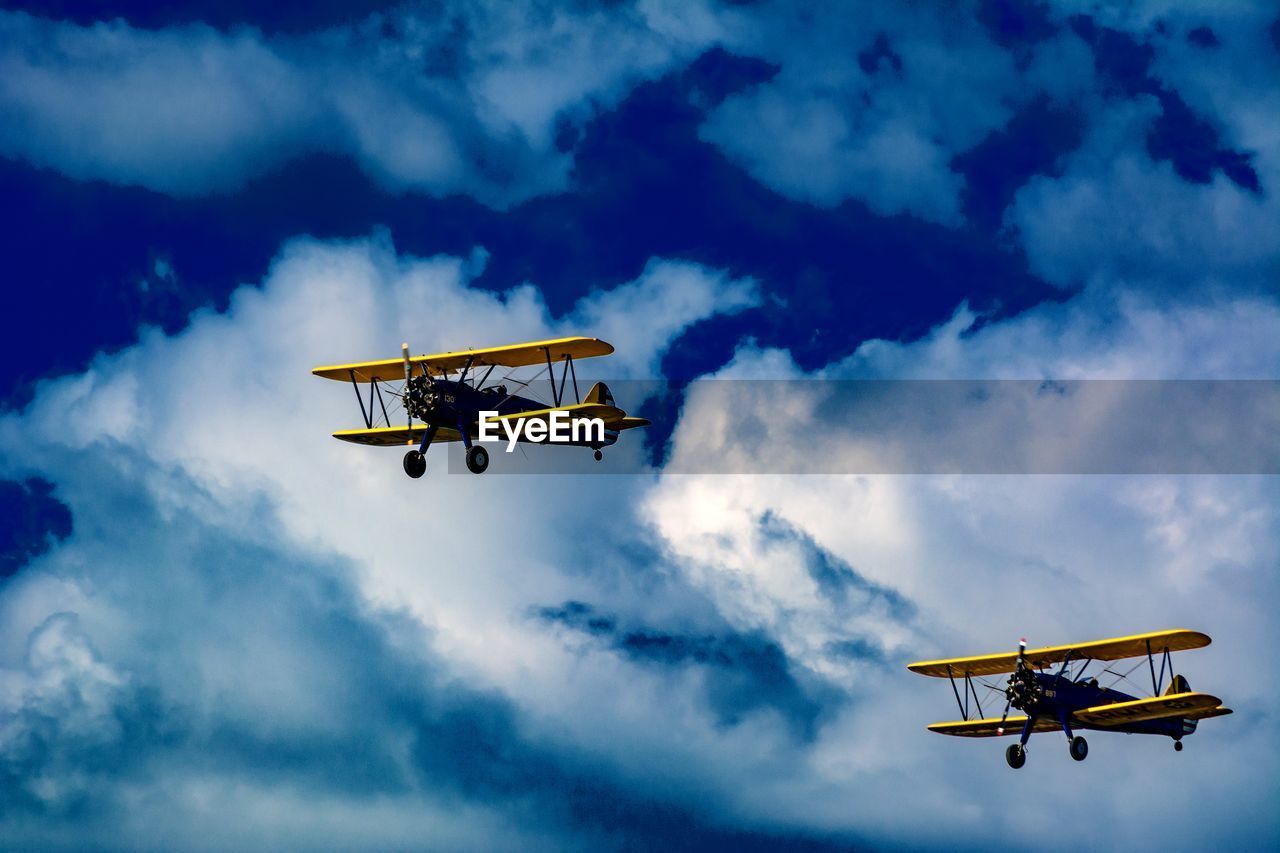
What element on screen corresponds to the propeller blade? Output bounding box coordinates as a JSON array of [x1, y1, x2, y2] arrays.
[[402, 342, 412, 428], [997, 638, 1028, 735]]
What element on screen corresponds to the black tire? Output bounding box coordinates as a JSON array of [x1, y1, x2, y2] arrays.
[[466, 444, 490, 474], [1070, 736, 1088, 761], [1006, 743, 1026, 769], [593, 449, 603, 462], [403, 450, 426, 479], [1174, 740, 1183, 752]]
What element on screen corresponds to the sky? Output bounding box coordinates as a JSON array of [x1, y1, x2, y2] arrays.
[[0, 1, 1277, 849]]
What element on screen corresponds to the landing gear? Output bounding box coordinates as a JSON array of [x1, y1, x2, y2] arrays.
[[1174, 740, 1183, 752], [1069, 736, 1088, 761], [1005, 743, 1026, 769], [403, 450, 426, 479], [466, 444, 490, 474], [593, 449, 603, 462]]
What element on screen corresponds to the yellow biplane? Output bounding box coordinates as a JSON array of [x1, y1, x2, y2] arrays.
[[312, 337, 649, 476], [908, 629, 1231, 768]]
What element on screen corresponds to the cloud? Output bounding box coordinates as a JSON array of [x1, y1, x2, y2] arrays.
[[1007, 97, 1280, 290], [640, 282, 1280, 848], [992, 4, 1280, 290], [0, 235, 833, 848], [535, 599, 836, 741], [694, 2, 1095, 224], [0, 478, 72, 578], [0, 4, 716, 204]]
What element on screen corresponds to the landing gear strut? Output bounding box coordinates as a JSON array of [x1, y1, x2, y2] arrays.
[[403, 450, 426, 478], [1006, 743, 1026, 769]]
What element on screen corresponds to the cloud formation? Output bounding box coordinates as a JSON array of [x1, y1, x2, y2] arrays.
[[0, 4, 715, 203]]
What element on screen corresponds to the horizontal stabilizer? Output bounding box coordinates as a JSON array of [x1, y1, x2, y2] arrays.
[[1075, 692, 1225, 726]]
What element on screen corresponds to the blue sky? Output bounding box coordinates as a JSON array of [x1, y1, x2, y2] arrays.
[[0, 1, 1277, 849]]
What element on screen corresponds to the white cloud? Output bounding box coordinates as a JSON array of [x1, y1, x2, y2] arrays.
[[641, 284, 1280, 847], [1, 231, 1276, 848], [0, 3, 717, 203], [1007, 99, 1280, 289], [694, 1, 1094, 223], [0, 235, 795, 848]]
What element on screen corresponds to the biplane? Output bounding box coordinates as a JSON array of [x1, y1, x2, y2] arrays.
[[908, 630, 1231, 768], [312, 337, 649, 476]]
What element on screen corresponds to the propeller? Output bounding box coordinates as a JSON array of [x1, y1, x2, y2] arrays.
[[402, 342, 413, 429], [996, 638, 1027, 736]]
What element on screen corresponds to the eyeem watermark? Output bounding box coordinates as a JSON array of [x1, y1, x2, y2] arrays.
[[477, 410, 605, 452]]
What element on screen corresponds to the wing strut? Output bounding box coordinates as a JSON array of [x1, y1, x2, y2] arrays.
[[557, 355, 573, 407], [1147, 639, 1169, 694], [946, 664, 968, 721], [372, 380, 390, 427], [349, 370, 372, 430], [544, 347, 561, 406]]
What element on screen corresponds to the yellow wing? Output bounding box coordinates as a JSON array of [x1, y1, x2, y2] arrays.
[[907, 629, 1211, 678], [312, 336, 614, 382], [332, 425, 463, 447], [1074, 692, 1229, 726], [928, 716, 1061, 738]]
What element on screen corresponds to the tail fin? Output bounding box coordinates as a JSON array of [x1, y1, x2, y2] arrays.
[[583, 382, 619, 447], [584, 381, 614, 407], [1166, 674, 1198, 735]]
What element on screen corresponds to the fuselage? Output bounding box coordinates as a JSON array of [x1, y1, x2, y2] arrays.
[[409, 378, 609, 448], [1020, 671, 1195, 740]]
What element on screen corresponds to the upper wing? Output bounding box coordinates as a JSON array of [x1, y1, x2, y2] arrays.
[[907, 629, 1212, 678], [332, 425, 463, 447], [312, 337, 614, 382], [1074, 692, 1228, 726], [928, 716, 1061, 738]]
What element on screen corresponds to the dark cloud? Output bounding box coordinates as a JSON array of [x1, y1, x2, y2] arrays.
[[756, 513, 913, 625], [1065, 15, 1260, 194], [1147, 91, 1261, 193], [1186, 26, 1220, 49], [0, 459, 857, 850], [1, 44, 1060, 417], [0, 0, 400, 34], [952, 95, 1085, 231], [536, 600, 837, 741], [976, 0, 1056, 50], [857, 34, 902, 75], [0, 478, 73, 578]]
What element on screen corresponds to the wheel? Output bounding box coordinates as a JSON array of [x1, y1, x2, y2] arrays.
[[1005, 743, 1026, 769], [466, 444, 490, 474], [593, 449, 603, 462], [1070, 735, 1088, 761], [1174, 740, 1183, 752], [403, 450, 426, 479]]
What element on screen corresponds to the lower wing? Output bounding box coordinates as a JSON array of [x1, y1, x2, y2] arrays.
[[1074, 692, 1230, 726], [332, 425, 463, 447], [927, 716, 1061, 738]]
